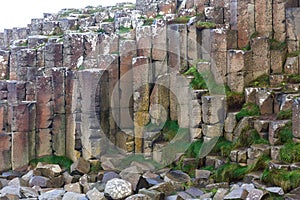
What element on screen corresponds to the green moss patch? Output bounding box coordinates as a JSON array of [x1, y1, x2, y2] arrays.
[[248, 74, 270, 87], [236, 103, 260, 121], [196, 21, 216, 29], [280, 142, 300, 163], [30, 155, 73, 171], [262, 168, 300, 192]]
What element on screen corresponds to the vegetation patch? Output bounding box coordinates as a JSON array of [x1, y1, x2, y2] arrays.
[[236, 103, 260, 121], [262, 168, 300, 192], [30, 155, 73, 171], [287, 74, 300, 84], [280, 142, 300, 163], [214, 155, 270, 182], [278, 121, 293, 144], [183, 67, 208, 90], [169, 16, 191, 24], [118, 26, 132, 34], [196, 21, 216, 29], [103, 18, 114, 23], [287, 50, 300, 57], [248, 74, 270, 87], [270, 39, 287, 51], [234, 127, 269, 149], [277, 109, 292, 120], [211, 137, 234, 157]]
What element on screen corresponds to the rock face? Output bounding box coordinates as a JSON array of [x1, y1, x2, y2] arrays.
[[0, 1, 299, 199]]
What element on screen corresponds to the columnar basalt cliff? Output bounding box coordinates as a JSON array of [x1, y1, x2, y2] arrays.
[[0, 0, 300, 199]]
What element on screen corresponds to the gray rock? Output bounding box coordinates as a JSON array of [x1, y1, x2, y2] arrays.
[[224, 188, 248, 199], [86, 188, 106, 200], [265, 187, 284, 195], [185, 187, 204, 198], [64, 182, 82, 193], [246, 189, 265, 200], [21, 186, 39, 198], [164, 170, 191, 184], [102, 171, 120, 183], [195, 170, 211, 180], [22, 170, 34, 182], [213, 188, 228, 200], [62, 192, 87, 200], [0, 185, 21, 198], [104, 178, 132, 199], [35, 162, 62, 178], [38, 189, 65, 200], [125, 194, 152, 200], [71, 158, 90, 175], [138, 188, 164, 200], [29, 176, 50, 188]]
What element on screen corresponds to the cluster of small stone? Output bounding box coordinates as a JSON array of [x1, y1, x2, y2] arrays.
[[0, 157, 295, 199]]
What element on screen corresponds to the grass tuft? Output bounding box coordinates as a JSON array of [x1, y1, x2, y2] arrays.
[[236, 103, 260, 121]]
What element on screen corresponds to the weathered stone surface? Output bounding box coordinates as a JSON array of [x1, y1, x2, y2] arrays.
[[64, 182, 82, 193], [71, 157, 90, 175], [0, 134, 11, 172], [224, 188, 248, 199], [125, 194, 151, 200], [35, 163, 62, 178], [86, 188, 106, 200], [63, 192, 87, 200], [266, 187, 284, 195], [286, 8, 300, 41], [251, 37, 270, 79], [39, 189, 66, 200], [284, 56, 299, 74], [104, 178, 133, 199], [202, 95, 226, 124]]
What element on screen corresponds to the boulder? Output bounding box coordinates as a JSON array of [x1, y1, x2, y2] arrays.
[[62, 192, 87, 200], [86, 188, 106, 200], [71, 158, 90, 175], [104, 178, 133, 199], [64, 182, 82, 193], [39, 189, 66, 200], [35, 163, 62, 178], [224, 188, 248, 199]]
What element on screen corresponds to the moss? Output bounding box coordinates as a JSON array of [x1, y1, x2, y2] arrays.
[[241, 43, 251, 51], [262, 168, 300, 192], [215, 155, 270, 182], [250, 31, 259, 39], [280, 142, 300, 163], [103, 18, 114, 23], [211, 137, 234, 157], [236, 103, 260, 121], [29, 155, 73, 171], [185, 139, 204, 159], [169, 16, 191, 24], [234, 127, 268, 148], [90, 161, 102, 173], [277, 109, 292, 120], [118, 26, 132, 34], [270, 39, 287, 51], [196, 21, 216, 29], [278, 121, 293, 143], [214, 163, 249, 182], [287, 50, 300, 57], [201, 165, 214, 171], [183, 67, 208, 90], [248, 74, 270, 87], [143, 18, 155, 26], [287, 74, 300, 84]]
